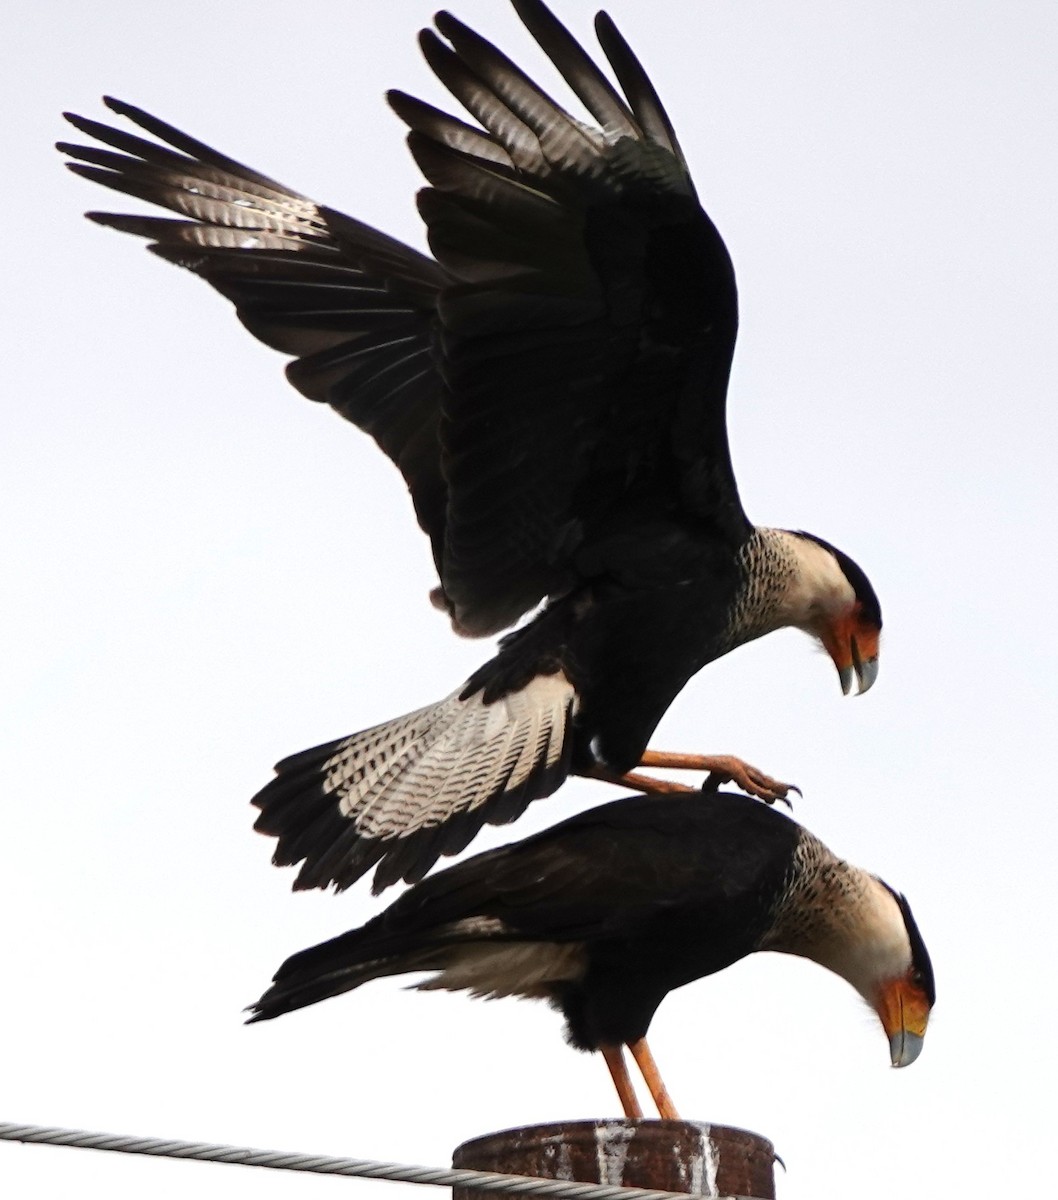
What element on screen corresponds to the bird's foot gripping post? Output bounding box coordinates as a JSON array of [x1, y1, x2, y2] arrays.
[[453, 1120, 777, 1200], [590, 752, 799, 807]]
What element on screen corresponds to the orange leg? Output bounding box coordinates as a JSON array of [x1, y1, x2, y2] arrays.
[[628, 1036, 680, 1120], [638, 750, 799, 806], [586, 755, 796, 806], [586, 765, 697, 795], [601, 1043, 644, 1118]]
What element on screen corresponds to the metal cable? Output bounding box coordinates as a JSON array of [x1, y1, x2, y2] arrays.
[[0, 1121, 751, 1200]]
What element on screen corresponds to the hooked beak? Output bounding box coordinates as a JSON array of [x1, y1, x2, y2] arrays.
[[889, 1029, 925, 1069], [875, 975, 931, 1068], [822, 612, 880, 695]]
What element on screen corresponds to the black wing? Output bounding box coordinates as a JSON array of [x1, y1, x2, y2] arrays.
[[395, 2, 749, 635], [248, 792, 800, 1021], [58, 99, 451, 559], [60, 0, 749, 639], [370, 791, 800, 943]]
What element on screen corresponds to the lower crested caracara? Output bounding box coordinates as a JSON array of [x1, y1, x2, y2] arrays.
[[59, 0, 883, 894], [247, 791, 934, 1118]]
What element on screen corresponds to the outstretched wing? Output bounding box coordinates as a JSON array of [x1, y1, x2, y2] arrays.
[[399, 1, 750, 634], [60, 0, 750, 641], [58, 99, 452, 568]]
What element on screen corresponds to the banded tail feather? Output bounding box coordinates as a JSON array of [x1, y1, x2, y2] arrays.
[[252, 671, 578, 893]]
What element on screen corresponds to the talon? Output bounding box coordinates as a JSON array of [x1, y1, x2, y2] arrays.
[[746, 774, 798, 808], [716, 758, 798, 807]]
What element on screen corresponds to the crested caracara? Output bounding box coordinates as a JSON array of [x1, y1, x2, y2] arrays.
[[60, 1, 882, 893], [248, 791, 933, 1118]]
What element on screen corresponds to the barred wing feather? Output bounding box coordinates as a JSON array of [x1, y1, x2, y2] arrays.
[[253, 673, 577, 893]]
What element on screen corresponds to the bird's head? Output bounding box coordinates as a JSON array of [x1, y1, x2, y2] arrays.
[[784, 531, 882, 695], [809, 871, 935, 1067], [867, 884, 935, 1067], [765, 842, 934, 1067]]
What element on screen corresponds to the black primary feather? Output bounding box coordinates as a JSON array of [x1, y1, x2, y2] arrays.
[[60, 1, 747, 639], [61, 0, 881, 893]]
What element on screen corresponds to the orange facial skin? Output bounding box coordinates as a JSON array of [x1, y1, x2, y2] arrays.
[[821, 603, 881, 694], [876, 970, 931, 1067]]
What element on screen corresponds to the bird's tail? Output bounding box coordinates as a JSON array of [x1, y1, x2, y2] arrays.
[[246, 851, 585, 1022], [246, 926, 443, 1023], [252, 669, 578, 894]]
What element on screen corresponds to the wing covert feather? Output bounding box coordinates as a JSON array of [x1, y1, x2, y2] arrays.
[[61, 1, 750, 638]]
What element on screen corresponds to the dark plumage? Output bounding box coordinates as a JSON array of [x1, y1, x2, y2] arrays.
[[248, 790, 935, 1118], [60, 0, 883, 893]]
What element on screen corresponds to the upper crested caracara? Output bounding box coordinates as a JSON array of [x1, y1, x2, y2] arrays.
[[248, 791, 934, 1119], [60, 0, 882, 893]]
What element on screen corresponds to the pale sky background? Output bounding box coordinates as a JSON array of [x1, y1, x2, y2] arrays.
[[5, 1, 1058, 1197]]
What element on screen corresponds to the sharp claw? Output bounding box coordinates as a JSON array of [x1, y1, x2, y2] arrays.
[[641, 753, 799, 810], [737, 771, 798, 809]]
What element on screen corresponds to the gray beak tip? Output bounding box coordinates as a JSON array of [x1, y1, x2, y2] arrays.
[[889, 1031, 924, 1069], [856, 656, 880, 695]]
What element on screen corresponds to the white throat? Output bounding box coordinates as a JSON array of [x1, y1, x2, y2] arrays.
[[732, 528, 856, 641], [762, 839, 912, 1004]]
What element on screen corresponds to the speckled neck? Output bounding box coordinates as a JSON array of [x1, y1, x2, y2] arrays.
[[760, 833, 912, 1003], [724, 526, 855, 648], [724, 528, 802, 645]]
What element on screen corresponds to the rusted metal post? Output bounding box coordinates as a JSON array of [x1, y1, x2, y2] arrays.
[[453, 1121, 776, 1200]]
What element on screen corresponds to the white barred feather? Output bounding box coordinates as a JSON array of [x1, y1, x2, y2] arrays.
[[416, 940, 587, 1000], [321, 672, 577, 839]]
